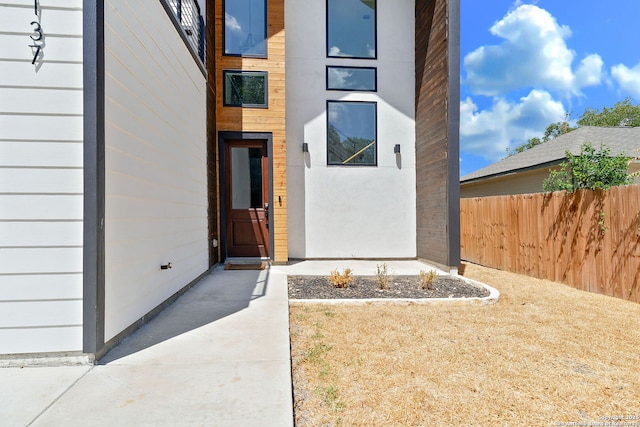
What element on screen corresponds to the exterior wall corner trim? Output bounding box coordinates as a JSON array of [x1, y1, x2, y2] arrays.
[[83, 0, 106, 355]]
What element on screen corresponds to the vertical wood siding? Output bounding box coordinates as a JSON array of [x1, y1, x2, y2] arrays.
[[215, 0, 288, 262], [104, 0, 208, 341], [205, 2, 218, 267], [460, 187, 640, 304], [0, 0, 84, 354], [415, 0, 459, 267]]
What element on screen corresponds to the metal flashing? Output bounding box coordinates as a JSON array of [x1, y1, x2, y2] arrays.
[[447, 0, 461, 267], [82, 0, 106, 355]]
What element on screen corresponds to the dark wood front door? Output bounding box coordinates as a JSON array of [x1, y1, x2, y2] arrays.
[[225, 141, 270, 258]]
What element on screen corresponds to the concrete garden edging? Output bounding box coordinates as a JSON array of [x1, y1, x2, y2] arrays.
[[288, 276, 500, 306]]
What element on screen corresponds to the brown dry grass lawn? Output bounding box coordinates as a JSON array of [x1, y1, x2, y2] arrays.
[[289, 263, 640, 426]]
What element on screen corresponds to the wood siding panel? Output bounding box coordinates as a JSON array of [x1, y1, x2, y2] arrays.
[[206, 1, 219, 266], [0, 0, 83, 354], [0, 300, 82, 328], [0, 274, 82, 300], [0, 222, 82, 247], [104, 0, 208, 341], [0, 141, 82, 167], [0, 248, 82, 275], [0, 327, 82, 354], [0, 195, 83, 220], [415, 0, 459, 268], [0, 115, 83, 141], [0, 169, 83, 193], [215, 0, 288, 262]]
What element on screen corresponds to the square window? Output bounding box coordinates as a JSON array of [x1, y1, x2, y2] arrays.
[[327, 0, 376, 59], [223, 0, 267, 57], [327, 66, 377, 91], [223, 71, 268, 108], [327, 101, 377, 166]]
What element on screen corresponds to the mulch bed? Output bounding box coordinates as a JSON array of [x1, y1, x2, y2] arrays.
[[287, 275, 490, 300]]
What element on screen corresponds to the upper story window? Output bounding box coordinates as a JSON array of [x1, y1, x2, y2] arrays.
[[327, 101, 377, 166], [224, 0, 267, 57], [223, 70, 268, 108], [327, 0, 376, 59], [327, 66, 377, 91]]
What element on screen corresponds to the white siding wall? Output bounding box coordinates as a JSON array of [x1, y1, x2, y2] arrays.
[[104, 0, 208, 341], [285, 0, 416, 258], [0, 0, 83, 354]]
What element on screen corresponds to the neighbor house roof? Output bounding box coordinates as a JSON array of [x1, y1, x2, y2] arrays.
[[461, 126, 640, 183]]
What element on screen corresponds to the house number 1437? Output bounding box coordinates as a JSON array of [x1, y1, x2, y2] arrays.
[[29, 1, 44, 64]]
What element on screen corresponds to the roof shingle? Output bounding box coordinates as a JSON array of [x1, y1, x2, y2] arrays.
[[461, 126, 640, 183]]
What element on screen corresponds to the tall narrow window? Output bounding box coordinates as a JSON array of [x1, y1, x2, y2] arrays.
[[327, 101, 377, 166], [327, 0, 376, 59], [224, 0, 267, 56]]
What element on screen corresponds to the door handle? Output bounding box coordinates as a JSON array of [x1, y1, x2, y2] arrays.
[[264, 203, 269, 229]]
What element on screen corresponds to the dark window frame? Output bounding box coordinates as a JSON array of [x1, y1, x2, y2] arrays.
[[326, 0, 377, 60], [326, 100, 378, 167], [326, 65, 377, 91], [222, 0, 268, 58], [223, 70, 269, 108]]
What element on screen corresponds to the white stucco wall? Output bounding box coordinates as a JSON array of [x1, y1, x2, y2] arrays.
[[285, 0, 416, 258], [104, 0, 208, 341], [0, 0, 84, 354]]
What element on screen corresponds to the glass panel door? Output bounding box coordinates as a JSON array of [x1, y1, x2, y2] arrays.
[[231, 147, 264, 209], [225, 141, 270, 258]]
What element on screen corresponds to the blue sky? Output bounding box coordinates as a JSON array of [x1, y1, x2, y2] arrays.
[[460, 0, 640, 176]]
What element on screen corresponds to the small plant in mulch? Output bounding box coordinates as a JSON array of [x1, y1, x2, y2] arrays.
[[376, 263, 391, 290], [419, 269, 438, 290], [328, 268, 353, 288]]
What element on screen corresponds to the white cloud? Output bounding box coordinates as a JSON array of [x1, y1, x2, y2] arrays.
[[328, 46, 347, 57], [460, 89, 567, 161], [328, 102, 346, 122], [327, 68, 351, 88], [463, 4, 603, 97], [611, 62, 640, 98], [575, 54, 605, 88], [225, 12, 242, 34]]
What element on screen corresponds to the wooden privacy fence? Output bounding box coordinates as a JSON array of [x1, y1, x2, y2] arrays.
[[460, 185, 640, 303]]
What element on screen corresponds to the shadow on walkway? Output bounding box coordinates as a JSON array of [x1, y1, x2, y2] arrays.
[[99, 267, 270, 363]]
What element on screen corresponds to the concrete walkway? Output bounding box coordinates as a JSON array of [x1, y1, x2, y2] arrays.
[[1, 265, 293, 427], [1, 259, 463, 426]]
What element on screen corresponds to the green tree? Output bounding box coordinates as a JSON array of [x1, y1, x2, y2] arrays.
[[344, 137, 375, 164], [543, 120, 575, 140], [509, 98, 640, 156], [510, 119, 575, 155], [229, 74, 265, 105], [577, 98, 640, 127], [542, 143, 636, 193]]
